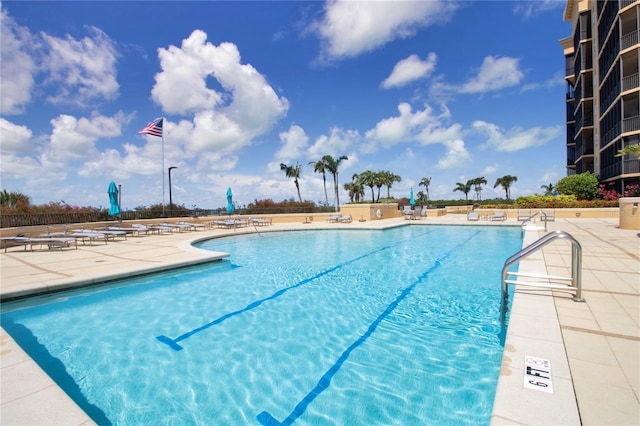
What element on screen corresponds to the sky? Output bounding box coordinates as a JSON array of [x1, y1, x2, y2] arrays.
[[0, 0, 572, 211]]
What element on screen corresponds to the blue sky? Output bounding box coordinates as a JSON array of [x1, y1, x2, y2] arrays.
[[1, 1, 571, 210]]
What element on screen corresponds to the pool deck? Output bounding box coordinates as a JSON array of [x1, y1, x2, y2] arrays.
[[1, 216, 638, 425]]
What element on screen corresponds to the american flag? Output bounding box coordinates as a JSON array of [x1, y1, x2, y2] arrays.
[[138, 117, 163, 137]]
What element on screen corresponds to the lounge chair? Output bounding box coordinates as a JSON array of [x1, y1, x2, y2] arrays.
[[327, 214, 341, 223], [176, 221, 206, 231], [1, 236, 77, 252], [517, 210, 532, 221], [490, 212, 507, 221], [160, 222, 191, 232], [131, 224, 151, 235], [420, 206, 427, 217], [148, 224, 174, 234], [402, 206, 413, 218], [467, 212, 480, 221], [411, 208, 422, 220], [248, 218, 272, 226], [68, 230, 109, 244], [338, 215, 352, 223], [541, 210, 555, 222]]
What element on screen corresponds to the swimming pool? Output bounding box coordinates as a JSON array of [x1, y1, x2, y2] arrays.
[[1, 225, 521, 425]]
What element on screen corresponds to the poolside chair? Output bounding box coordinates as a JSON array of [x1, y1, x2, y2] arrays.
[[402, 206, 413, 218], [467, 212, 480, 221], [338, 215, 352, 223], [490, 212, 507, 221], [68, 230, 109, 244], [420, 206, 427, 217], [131, 224, 151, 235], [1, 236, 77, 252], [411, 208, 422, 220], [176, 221, 206, 231], [517, 210, 532, 221], [541, 210, 555, 222], [327, 214, 341, 223]]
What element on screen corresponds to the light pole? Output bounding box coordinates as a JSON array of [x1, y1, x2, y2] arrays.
[[168, 166, 177, 217]]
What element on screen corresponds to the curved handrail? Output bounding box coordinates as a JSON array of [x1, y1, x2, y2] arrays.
[[501, 230, 582, 321], [521, 210, 548, 236]]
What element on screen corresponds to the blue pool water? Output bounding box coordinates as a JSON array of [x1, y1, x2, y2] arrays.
[[1, 225, 521, 425]]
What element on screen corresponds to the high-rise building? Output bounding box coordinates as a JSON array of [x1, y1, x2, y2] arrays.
[[561, 0, 640, 193]]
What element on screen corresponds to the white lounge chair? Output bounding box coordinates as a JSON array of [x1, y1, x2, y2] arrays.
[[467, 212, 480, 221], [338, 215, 352, 223], [517, 210, 532, 221], [176, 221, 206, 231], [327, 214, 341, 223], [541, 210, 555, 222], [490, 212, 507, 221], [1, 236, 78, 252]]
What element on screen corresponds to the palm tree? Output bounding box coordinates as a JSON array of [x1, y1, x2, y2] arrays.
[[374, 171, 386, 202], [323, 154, 348, 212], [309, 158, 329, 206], [419, 177, 431, 202], [469, 177, 487, 201], [616, 144, 640, 158], [0, 190, 31, 208], [280, 162, 302, 202], [540, 183, 557, 196], [348, 173, 365, 202], [453, 181, 472, 200], [357, 170, 377, 202], [493, 175, 518, 200], [379, 170, 401, 199]]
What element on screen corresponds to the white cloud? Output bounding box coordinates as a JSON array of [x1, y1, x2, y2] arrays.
[[435, 139, 470, 169], [45, 112, 130, 163], [272, 124, 310, 166], [0, 118, 33, 154], [151, 30, 289, 154], [514, 0, 563, 19], [0, 10, 37, 114], [308, 126, 358, 159], [365, 103, 459, 150], [473, 120, 563, 152], [460, 56, 524, 94], [312, 0, 457, 61], [382, 53, 437, 89], [41, 26, 119, 106]]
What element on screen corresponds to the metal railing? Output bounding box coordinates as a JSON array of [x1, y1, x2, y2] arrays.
[[520, 210, 549, 236], [500, 230, 584, 322]]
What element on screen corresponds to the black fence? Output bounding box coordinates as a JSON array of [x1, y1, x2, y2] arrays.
[[0, 206, 337, 228]]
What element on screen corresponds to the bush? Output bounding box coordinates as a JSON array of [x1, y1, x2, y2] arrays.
[[556, 172, 599, 200]]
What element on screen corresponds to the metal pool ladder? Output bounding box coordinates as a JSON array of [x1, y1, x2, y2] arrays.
[[500, 230, 585, 321]]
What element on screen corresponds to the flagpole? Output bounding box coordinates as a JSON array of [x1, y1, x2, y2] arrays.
[[161, 114, 165, 217]]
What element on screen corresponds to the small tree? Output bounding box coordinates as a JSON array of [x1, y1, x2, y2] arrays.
[[556, 172, 599, 200]]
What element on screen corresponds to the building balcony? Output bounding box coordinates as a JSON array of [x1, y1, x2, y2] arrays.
[[622, 73, 639, 92], [623, 115, 640, 133], [621, 30, 639, 51]]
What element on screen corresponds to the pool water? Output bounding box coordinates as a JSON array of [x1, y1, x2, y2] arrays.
[[1, 225, 521, 425]]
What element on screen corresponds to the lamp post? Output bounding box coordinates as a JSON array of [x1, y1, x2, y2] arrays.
[[168, 166, 177, 217]]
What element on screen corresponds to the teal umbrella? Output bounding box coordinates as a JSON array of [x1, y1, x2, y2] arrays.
[[226, 187, 234, 213], [409, 188, 415, 206], [108, 182, 120, 216]]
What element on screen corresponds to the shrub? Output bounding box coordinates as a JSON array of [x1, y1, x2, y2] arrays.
[[556, 172, 599, 200]]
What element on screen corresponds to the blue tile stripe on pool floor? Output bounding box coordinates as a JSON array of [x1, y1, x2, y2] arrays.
[[156, 232, 430, 351], [256, 231, 480, 426]]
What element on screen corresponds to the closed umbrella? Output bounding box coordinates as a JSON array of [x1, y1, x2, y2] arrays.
[[108, 182, 120, 216], [409, 188, 416, 207], [226, 187, 234, 214]]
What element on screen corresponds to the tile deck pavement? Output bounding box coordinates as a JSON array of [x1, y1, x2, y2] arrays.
[[1, 216, 638, 425]]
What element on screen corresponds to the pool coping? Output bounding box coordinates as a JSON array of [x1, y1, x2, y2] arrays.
[[1, 217, 638, 425]]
